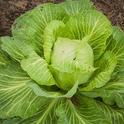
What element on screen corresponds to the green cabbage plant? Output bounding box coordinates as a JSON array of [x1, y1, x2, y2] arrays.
[[0, 0, 124, 124]]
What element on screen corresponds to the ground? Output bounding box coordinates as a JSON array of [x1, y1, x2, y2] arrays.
[[0, 0, 124, 36]]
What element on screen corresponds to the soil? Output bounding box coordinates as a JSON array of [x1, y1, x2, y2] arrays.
[[0, 0, 124, 36]]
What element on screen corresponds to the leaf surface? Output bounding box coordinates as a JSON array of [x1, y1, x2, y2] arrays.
[[1, 37, 56, 86], [81, 51, 117, 91], [12, 3, 67, 55], [0, 61, 50, 119], [63, 10, 112, 59]]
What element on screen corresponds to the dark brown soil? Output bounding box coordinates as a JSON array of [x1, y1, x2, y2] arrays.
[[0, 0, 124, 36]]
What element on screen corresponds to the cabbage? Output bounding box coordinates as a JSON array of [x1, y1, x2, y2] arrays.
[[0, 0, 124, 124]]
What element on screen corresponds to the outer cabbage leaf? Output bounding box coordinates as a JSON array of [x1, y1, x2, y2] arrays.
[[1, 37, 56, 86], [16, 96, 110, 124], [1, 37, 36, 61], [107, 26, 124, 71], [17, 95, 124, 124], [21, 55, 56, 86], [80, 51, 117, 91], [0, 47, 10, 65], [80, 27, 124, 108], [28, 81, 78, 98], [12, 3, 67, 55], [0, 99, 59, 124], [112, 71, 124, 82], [80, 81, 124, 108], [1, 97, 124, 124], [0, 61, 50, 119], [0, 117, 21, 124], [97, 100, 124, 124], [56, 96, 109, 124], [58, 99, 124, 124], [18, 99, 60, 124], [63, 0, 93, 15]]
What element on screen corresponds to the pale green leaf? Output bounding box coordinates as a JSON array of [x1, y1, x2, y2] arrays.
[[21, 54, 56, 86], [28, 81, 78, 98], [80, 27, 124, 108], [0, 48, 9, 65], [1, 117, 21, 124], [112, 71, 124, 82], [0, 61, 50, 119], [63, 10, 112, 59], [43, 20, 65, 63], [12, 3, 67, 55], [80, 51, 117, 91], [18, 96, 110, 124], [107, 26, 124, 71], [56, 95, 109, 124], [63, 0, 93, 15], [51, 37, 94, 90], [97, 100, 124, 124], [81, 81, 124, 108], [19, 99, 59, 124], [1, 97, 124, 124], [1, 37, 36, 61], [1, 37, 56, 86]]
